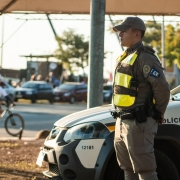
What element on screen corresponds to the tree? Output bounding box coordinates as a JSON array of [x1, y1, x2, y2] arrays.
[[142, 21, 180, 69], [110, 20, 180, 68], [54, 29, 89, 76], [165, 24, 180, 68], [143, 21, 161, 54]]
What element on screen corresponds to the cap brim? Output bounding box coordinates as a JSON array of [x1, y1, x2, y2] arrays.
[[113, 25, 131, 32]]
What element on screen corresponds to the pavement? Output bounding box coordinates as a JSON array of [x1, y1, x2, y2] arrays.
[[0, 128, 49, 141]]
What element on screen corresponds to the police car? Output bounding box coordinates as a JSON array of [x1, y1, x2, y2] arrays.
[[37, 86, 180, 180]]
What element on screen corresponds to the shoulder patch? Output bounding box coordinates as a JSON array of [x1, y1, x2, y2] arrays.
[[143, 65, 151, 74], [149, 68, 160, 78]]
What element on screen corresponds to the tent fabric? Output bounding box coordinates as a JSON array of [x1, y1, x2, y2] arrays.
[[1, 0, 180, 15]]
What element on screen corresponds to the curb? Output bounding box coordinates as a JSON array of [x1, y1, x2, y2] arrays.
[[0, 130, 50, 141]]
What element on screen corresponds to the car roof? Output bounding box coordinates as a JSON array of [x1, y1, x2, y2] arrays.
[[26, 81, 47, 84], [64, 82, 86, 85]]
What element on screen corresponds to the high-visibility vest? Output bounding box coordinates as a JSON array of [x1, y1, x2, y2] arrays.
[[113, 51, 138, 107], [113, 46, 160, 108]]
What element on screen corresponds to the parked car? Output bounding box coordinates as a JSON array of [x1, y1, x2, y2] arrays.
[[54, 82, 87, 104], [103, 84, 113, 103], [37, 85, 180, 180], [15, 81, 54, 104], [171, 92, 180, 100], [0, 81, 16, 101]]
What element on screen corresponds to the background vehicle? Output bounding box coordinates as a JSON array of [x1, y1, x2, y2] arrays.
[[103, 84, 113, 103], [54, 82, 87, 104], [171, 92, 180, 100], [37, 86, 180, 180], [15, 81, 54, 104], [1, 104, 24, 137]]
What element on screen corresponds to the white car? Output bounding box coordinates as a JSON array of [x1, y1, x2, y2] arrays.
[[37, 86, 180, 180]]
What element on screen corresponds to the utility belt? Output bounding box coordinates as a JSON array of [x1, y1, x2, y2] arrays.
[[110, 105, 161, 124]]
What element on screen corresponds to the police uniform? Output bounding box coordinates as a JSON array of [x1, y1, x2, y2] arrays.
[[112, 17, 170, 180]]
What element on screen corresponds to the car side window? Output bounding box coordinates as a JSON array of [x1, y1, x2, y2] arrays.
[[45, 83, 52, 90], [76, 85, 87, 90], [76, 86, 82, 90], [82, 84, 87, 90], [39, 84, 46, 90]]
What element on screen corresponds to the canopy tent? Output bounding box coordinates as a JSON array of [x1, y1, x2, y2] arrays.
[[1, 0, 180, 15]]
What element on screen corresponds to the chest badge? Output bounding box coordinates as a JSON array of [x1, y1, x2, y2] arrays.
[[143, 65, 151, 74]]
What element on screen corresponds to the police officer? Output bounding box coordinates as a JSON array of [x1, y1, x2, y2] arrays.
[[112, 17, 170, 180]]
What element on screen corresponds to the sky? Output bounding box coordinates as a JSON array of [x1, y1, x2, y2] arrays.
[[0, 14, 180, 79]]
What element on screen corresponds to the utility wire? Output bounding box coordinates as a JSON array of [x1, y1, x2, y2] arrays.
[[0, 19, 27, 48]]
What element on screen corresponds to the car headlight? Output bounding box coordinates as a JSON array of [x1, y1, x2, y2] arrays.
[[26, 91, 33, 95], [64, 92, 71, 96], [63, 122, 110, 143], [48, 126, 61, 140]]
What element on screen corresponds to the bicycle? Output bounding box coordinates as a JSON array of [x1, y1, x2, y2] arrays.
[[0, 103, 25, 137]]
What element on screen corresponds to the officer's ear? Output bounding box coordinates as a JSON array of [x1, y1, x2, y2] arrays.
[[135, 30, 142, 38]]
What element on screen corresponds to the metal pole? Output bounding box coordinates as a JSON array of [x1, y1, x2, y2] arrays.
[[87, 0, 105, 108], [161, 15, 165, 69]]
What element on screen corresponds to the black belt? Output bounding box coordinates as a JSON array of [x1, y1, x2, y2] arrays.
[[118, 106, 151, 120], [121, 112, 136, 120], [120, 110, 136, 120]]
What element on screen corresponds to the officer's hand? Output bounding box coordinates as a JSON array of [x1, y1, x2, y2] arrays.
[[158, 115, 164, 125]]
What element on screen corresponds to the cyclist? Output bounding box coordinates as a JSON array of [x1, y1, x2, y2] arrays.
[[0, 81, 14, 117]]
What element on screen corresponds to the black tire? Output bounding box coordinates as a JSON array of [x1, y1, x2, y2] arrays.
[[14, 98, 18, 102], [104, 154, 124, 180], [104, 150, 180, 180], [70, 97, 75, 104], [49, 95, 54, 104], [5, 113, 24, 137], [155, 149, 180, 180], [31, 95, 36, 103]]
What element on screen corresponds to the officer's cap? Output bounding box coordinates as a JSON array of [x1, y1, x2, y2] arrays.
[[113, 17, 146, 32]]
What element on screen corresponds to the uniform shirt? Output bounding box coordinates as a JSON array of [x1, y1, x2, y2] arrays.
[[0, 86, 7, 97], [115, 41, 170, 115], [130, 42, 170, 115]]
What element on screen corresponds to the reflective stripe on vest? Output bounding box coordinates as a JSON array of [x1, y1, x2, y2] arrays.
[[115, 72, 131, 88], [113, 94, 135, 107], [116, 51, 127, 61], [122, 53, 138, 65]]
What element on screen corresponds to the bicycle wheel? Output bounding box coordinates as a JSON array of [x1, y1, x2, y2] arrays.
[[5, 113, 25, 136]]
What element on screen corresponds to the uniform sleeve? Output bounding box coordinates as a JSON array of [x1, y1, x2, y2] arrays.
[[138, 52, 170, 115]]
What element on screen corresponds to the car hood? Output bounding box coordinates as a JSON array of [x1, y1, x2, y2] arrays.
[[15, 87, 34, 91], [54, 89, 71, 93], [54, 104, 114, 128], [54, 100, 180, 128]]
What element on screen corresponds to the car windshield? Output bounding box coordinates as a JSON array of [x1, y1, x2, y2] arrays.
[[58, 84, 76, 90], [21, 82, 38, 89], [103, 85, 112, 91]]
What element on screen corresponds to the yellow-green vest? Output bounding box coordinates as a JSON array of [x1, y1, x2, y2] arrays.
[[113, 47, 160, 108], [113, 50, 138, 108]]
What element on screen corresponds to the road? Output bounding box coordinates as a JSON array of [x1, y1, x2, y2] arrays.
[[0, 102, 87, 138]]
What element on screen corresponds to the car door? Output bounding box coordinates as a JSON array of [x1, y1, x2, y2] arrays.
[[38, 84, 46, 99], [80, 84, 87, 101], [75, 84, 87, 101], [44, 83, 53, 99]]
